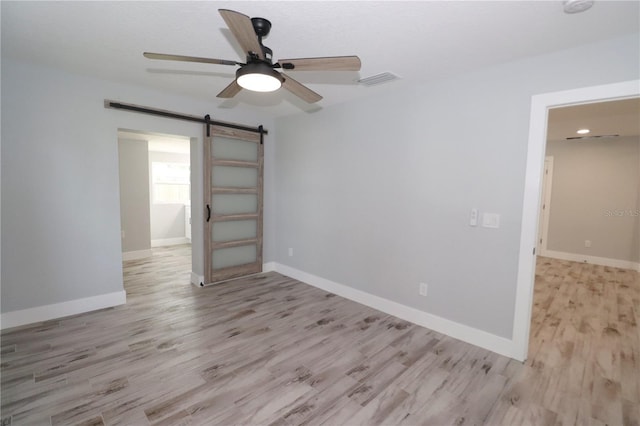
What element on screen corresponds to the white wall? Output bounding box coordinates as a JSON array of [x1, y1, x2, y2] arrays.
[[545, 136, 639, 263], [1, 57, 274, 318], [151, 204, 186, 241], [274, 34, 639, 341], [118, 138, 151, 253]]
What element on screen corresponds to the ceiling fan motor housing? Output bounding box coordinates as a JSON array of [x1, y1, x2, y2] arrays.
[[251, 17, 272, 37], [250, 17, 274, 62]]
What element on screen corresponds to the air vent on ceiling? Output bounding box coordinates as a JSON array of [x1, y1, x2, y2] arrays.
[[565, 134, 620, 140], [358, 72, 400, 87]]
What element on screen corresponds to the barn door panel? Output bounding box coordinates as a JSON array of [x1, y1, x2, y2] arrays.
[[204, 126, 263, 283]]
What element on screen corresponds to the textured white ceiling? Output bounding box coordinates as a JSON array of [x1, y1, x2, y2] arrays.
[[2, 1, 639, 117]]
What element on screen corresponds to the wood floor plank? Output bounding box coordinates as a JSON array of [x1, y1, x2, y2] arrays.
[[274, 375, 360, 426], [1, 248, 638, 425]]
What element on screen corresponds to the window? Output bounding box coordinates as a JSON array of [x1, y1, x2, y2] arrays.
[[152, 162, 190, 204]]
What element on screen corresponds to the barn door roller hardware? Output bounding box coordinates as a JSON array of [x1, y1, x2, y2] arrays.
[[105, 100, 268, 136]]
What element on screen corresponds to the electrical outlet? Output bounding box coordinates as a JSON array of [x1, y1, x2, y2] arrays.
[[419, 283, 428, 297], [585, 240, 591, 248], [288, 248, 294, 257]]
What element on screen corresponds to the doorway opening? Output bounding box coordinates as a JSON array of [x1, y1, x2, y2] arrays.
[[117, 129, 193, 281], [512, 80, 640, 362], [540, 99, 639, 266], [528, 98, 639, 376]]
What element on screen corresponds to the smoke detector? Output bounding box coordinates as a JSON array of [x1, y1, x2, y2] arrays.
[[563, 0, 594, 14]]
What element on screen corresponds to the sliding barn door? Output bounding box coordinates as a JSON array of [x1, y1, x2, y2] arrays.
[[204, 126, 263, 284]]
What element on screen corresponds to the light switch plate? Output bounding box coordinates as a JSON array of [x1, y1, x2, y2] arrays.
[[469, 208, 479, 226], [482, 213, 501, 228]]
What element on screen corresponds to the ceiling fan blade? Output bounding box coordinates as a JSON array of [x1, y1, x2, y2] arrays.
[[217, 80, 242, 98], [219, 9, 264, 60], [277, 56, 361, 71], [281, 73, 322, 103], [143, 52, 240, 66]]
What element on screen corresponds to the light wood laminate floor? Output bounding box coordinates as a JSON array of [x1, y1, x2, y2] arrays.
[[1, 247, 638, 425]]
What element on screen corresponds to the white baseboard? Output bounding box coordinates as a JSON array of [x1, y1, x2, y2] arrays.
[[151, 237, 190, 247], [190, 272, 205, 287], [122, 249, 152, 261], [274, 263, 517, 360], [541, 249, 640, 272], [1, 290, 127, 330]]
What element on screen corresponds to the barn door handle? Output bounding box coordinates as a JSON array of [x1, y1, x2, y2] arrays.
[[206, 204, 211, 222]]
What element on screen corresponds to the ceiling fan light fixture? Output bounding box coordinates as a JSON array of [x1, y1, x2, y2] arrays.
[[236, 62, 283, 92]]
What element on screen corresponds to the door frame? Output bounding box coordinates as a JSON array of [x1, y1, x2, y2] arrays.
[[537, 156, 553, 255], [511, 79, 640, 362]]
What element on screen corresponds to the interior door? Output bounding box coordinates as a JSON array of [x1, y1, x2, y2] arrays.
[[204, 125, 263, 284]]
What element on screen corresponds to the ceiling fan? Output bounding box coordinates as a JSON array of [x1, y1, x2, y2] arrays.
[[143, 9, 361, 103]]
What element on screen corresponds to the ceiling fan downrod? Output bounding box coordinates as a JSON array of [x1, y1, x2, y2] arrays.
[[250, 17, 274, 63]]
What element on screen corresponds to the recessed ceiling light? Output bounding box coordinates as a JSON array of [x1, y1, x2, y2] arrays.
[[563, 0, 594, 14], [576, 128, 590, 134]]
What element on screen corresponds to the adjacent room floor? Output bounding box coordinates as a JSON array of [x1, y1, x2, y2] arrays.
[[1, 247, 638, 425]]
